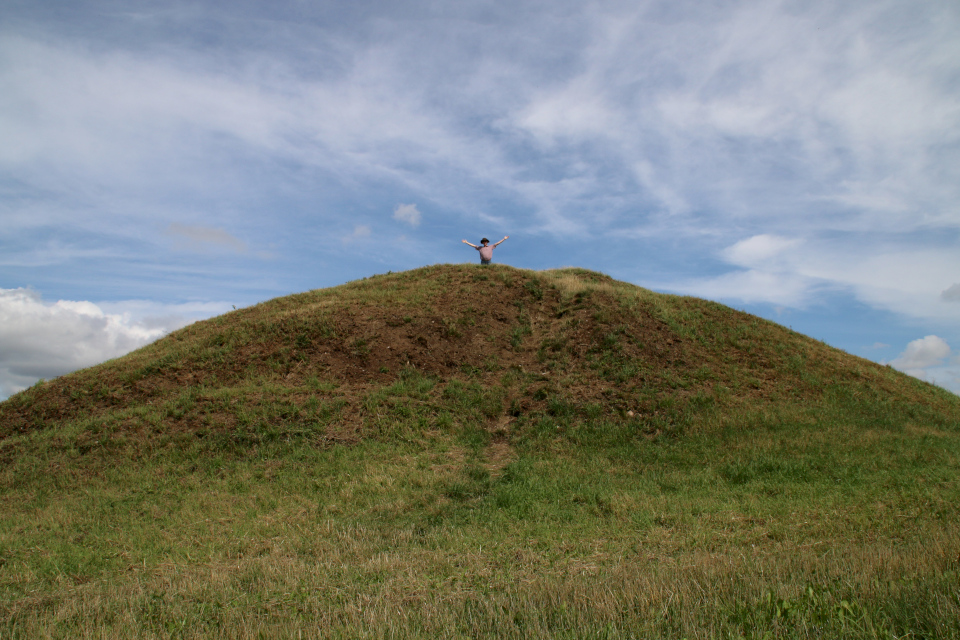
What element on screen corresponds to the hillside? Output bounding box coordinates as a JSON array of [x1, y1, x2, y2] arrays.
[[4, 264, 955, 442], [2, 264, 959, 639]]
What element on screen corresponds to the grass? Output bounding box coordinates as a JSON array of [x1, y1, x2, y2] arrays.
[[1, 264, 959, 638]]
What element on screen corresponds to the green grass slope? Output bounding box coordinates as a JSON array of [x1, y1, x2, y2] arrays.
[[2, 264, 959, 639]]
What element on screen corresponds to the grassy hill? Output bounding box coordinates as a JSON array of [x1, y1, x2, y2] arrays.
[[2, 264, 959, 638]]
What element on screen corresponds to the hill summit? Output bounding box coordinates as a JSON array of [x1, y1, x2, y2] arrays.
[[2, 264, 957, 444]]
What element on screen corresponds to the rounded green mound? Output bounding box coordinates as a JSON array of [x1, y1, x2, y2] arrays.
[[2, 264, 959, 639], [4, 263, 956, 444]]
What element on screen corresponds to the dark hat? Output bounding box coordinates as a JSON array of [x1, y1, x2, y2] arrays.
[[481, 238, 490, 244]]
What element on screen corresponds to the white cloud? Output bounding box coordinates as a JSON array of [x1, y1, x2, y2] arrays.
[[657, 234, 815, 307], [888, 335, 960, 395], [393, 203, 422, 227], [515, 78, 621, 142], [791, 245, 960, 323], [662, 234, 960, 326], [0, 289, 217, 399], [722, 234, 802, 268], [665, 269, 816, 308], [890, 335, 951, 371]]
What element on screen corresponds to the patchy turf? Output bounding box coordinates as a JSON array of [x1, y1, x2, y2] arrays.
[[5, 264, 952, 445], [2, 264, 959, 639]]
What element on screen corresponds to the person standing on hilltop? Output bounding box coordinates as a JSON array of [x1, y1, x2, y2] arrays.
[[462, 236, 508, 264]]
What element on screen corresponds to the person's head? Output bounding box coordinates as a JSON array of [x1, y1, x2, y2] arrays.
[[480, 238, 490, 245]]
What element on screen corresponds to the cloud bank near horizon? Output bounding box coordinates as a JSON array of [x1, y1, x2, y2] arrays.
[[0, 289, 229, 399]]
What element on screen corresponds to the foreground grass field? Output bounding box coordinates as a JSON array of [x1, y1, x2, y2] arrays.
[[2, 265, 959, 638]]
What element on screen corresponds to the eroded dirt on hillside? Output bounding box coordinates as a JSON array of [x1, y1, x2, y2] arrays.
[[1, 268, 660, 434], [1, 264, 939, 445]]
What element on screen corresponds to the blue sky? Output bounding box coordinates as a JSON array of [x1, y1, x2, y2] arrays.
[[2, 0, 959, 398]]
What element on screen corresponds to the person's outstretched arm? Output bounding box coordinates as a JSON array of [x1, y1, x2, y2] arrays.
[[493, 236, 509, 247], [462, 239, 479, 248]]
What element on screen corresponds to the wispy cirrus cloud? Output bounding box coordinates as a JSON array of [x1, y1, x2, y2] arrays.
[[3, 2, 958, 246]]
